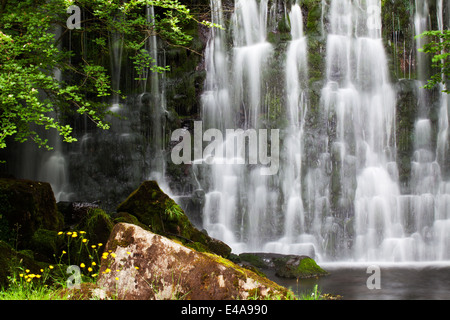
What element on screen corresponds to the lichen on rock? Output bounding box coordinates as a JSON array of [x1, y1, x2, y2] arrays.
[[96, 223, 293, 300]]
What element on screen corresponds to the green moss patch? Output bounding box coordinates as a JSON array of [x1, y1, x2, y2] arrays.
[[116, 181, 231, 257], [274, 256, 328, 279]]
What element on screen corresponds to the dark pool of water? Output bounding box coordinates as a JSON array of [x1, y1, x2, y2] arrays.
[[265, 262, 450, 300]]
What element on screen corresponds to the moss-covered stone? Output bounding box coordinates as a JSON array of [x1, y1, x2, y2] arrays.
[[0, 178, 63, 249], [116, 181, 231, 257], [113, 212, 150, 231], [303, 0, 323, 36], [274, 255, 328, 279], [77, 208, 114, 247], [0, 240, 43, 289], [239, 253, 269, 269], [29, 229, 61, 263]]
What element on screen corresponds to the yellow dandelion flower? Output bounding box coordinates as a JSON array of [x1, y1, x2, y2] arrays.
[[115, 277, 119, 281], [91, 245, 97, 249], [80, 231, 86, 234], [111, 253, 116, 258], [135, 266, 139, 270], [66, 232, 72, 235], [126, 251, 131, 255], [91, 262, 97, 266], [29, 274, 36, 278], [72, 232, 77, 238], [104, 268, 111, 274], [27, 278, 31, 282], [25, 269, 30, 273], [88, 267, 93, 272], [19, 274, 24, 278], [36, 275, 41, 279], [58, 231, 63, 235], [40, 269, 44, 273], [80, 263, 85, 268], [82, 239, 88, 243], [62, 250, 67, 254], [98, 243, 103, 247], [49, 265, 54, 269], [92, 274, 98, 278]]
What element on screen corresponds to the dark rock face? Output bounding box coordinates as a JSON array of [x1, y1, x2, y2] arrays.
[[57, 201, 101, 229], [116, 181, 231, 257], [236, 252, 329, 280], [0, 178, 63, 248], [97, 223, 292, 300]]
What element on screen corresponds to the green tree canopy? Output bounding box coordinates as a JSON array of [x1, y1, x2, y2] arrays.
[[418, 29, 450, 94], [0, 0, 215, 151]]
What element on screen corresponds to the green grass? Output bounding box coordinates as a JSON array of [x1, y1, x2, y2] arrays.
[[0, 267, 70, 300], [299, 284, 323, 300]]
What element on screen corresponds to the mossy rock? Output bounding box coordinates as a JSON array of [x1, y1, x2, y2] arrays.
[[29, 229, 62, 263], [116, 181, 231, 257], [274, 255, 329, 279], [0, 240, 43, 289], [113, 212, 150, 231], [239, 253, 269, 269], [0, 178, 63, 249], [76, 208, 114, 248]]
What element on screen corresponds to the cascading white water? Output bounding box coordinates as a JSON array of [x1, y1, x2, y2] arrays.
[[108, 16, 124, 113], [38, 25, 71, 202], [317, 0, 401, 262], [197, 0, 450, 263], [415, 0, 450, 261], [144, 5, 168, 186], [232, 0, 273, 129], [201, 0, 275, 253], [436, 0, 449, 171], [201, 0, 232, 130], [263, 3, 316, 257]]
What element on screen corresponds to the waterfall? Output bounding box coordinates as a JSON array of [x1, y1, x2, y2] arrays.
[[7, 0, 450, 263], [232, 0, 272, 129], [201, 0, 275, 253], [436, 0, 450, 170], [317, 0, 400, 261], [21, 24, 72, 202], [143, 5, 168, 187], [388, 0, 450, 262], [201, 0, 232, 130], [108, 16, 124, 113], [263, 3, 315, 257], [38, 24, 71, 202]]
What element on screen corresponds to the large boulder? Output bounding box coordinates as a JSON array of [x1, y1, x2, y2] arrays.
[[0, 178, 63, 248], [117, 181, 231, 257], [97, 223, 293, 300]]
